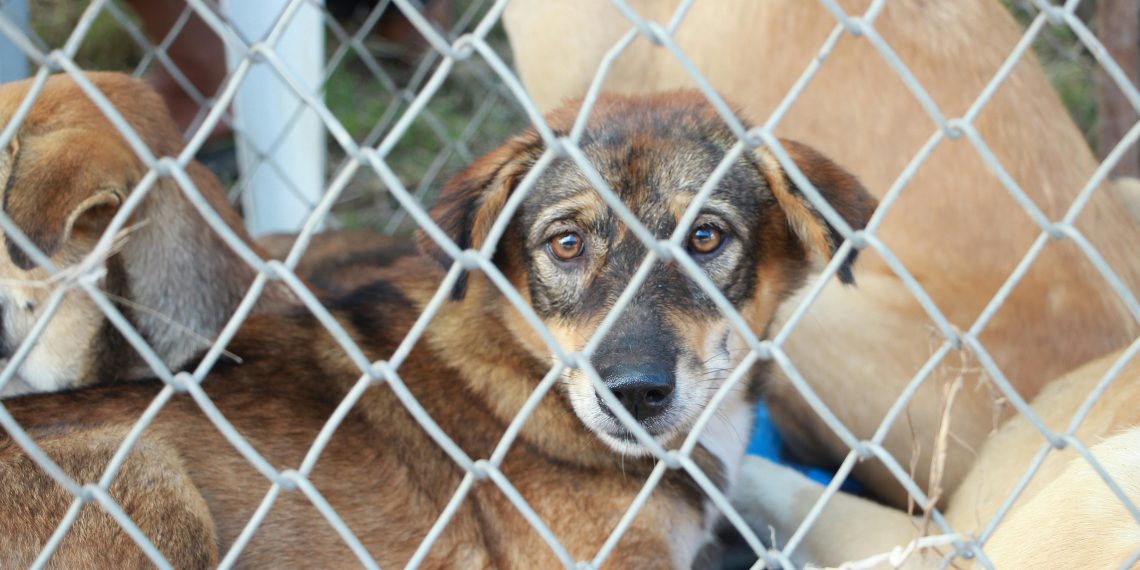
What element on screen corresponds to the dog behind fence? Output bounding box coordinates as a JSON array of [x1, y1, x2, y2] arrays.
[[0, 1, 1138, 568]]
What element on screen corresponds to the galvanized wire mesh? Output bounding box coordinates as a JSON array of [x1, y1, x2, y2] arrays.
[[0, 0, 1137, 568]]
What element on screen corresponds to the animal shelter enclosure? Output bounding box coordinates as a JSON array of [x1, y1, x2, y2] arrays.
[[1, 0, 1139, 568]]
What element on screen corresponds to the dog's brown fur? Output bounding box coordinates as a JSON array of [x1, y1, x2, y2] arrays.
[[0, 92, 875, 567], [0, 73, 292, 396], [504, 0, 1140, 508], [257, 230, 414, 296]]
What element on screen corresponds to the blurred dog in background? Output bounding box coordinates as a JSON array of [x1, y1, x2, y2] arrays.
[[0, 73, 294, 396]]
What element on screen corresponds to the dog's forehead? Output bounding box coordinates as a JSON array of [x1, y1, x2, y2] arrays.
[[522, 117, 769, 226], [583, 113, 733, 190]]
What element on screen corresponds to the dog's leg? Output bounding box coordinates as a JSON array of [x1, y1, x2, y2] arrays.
[[0, 427, 217, 569]]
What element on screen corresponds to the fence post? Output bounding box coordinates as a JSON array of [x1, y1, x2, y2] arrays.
[[0, 0, 29, 83], [222, 0, 326, 236]]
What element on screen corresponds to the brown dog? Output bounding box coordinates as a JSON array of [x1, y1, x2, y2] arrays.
[[505, 0, 1140, 508], [0, 92, 875, 567], [0, 73, 293, 397]]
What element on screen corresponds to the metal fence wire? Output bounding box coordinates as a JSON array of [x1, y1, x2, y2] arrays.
[[0, 0, 1138, 568]]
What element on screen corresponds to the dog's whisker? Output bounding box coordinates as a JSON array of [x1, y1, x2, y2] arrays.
[[700, 347, 747, 366], [47, 222, 146, 288], [0, 277, 53, 289]]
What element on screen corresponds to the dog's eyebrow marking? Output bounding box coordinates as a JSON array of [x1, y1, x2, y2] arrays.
[[529, 191, 606, 242], [668, 193, 748, 231]]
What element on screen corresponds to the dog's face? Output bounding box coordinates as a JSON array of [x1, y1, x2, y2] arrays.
[[0, 73, 177, 395], [0, 119, 128, 396], [423, 92, 877, 454]]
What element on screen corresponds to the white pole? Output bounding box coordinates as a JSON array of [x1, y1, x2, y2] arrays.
[[222, 0, 326, 237], [0, 0, 30, 83]]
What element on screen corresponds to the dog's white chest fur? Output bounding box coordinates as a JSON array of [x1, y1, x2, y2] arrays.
[[698, 396, 754, 491], [696, 396, 755, 542]]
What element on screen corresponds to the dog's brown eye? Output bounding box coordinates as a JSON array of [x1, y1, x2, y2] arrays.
[[549, 232, 585, 261], [688, 224, 723, 255]]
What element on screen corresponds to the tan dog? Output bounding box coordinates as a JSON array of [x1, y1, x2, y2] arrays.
[[735, 347, 1140, 568], [0, 73, 293, 396], [505, 0, 1140, 507], [0, 92, 875, 567]]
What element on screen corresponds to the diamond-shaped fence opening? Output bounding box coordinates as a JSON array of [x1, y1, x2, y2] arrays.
[[0, 0, 1138, 568]]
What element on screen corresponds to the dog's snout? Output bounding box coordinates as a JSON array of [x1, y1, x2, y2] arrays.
[[598, 363, 675, 422]]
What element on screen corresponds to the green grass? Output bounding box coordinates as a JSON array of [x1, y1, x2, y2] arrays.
[[1004, 0, 1100, 147], [32, 0, 143, 71]]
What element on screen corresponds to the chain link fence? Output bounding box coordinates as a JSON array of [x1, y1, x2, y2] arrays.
[[0, 0, 1137, 568]]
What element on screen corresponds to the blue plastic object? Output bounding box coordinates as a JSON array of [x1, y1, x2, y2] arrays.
[[747, 402, 865, 495]]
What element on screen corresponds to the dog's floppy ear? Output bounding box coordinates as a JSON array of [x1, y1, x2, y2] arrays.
[[418, 131, 542, 299], [757, 140, 878, 285], [1, 129, 138, 270]]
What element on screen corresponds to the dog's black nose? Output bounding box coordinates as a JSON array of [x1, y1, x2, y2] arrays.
[[598, 363, 675, 422]]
